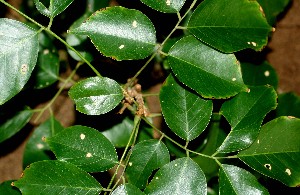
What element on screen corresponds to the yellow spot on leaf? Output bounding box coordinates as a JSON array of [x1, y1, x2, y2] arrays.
[[119, 45, 125, 49], [285, 168, 292, 176], [37, 143, 44, 149], [166, 0, 171, 6], [264, 70, 270, 77], [86, 153, 92, 158], [80, 133, 85, 140], [232, 78, 236, 81], [132, 20, 137, 28]]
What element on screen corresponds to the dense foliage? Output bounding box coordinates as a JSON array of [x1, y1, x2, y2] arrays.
[[0, 0, 300, 194]]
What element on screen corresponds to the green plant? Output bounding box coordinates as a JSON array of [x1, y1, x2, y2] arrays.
[[0, 0, 300, 194]]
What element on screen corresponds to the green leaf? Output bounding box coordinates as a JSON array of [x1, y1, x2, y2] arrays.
[[68, 77, 123, 115], [0, 181, 21, 195], [238, 117, 300, 187], [276, 92, 300, 118], [187, 0, 272, 53], [241, 61, 278, 89], [168, 35, 247, 99], [257, 0, 291, 26], [34, 0, 74, 18], [23, 116, 64, 168], [160, 74, 213, 141], [125, 139, 170, 189], [193, 115, 227, 180], [102, 117, 133, 148], [70, 6, 156, 60], [140, 0, 186, 13], [46, 125, 118, 172], [86, 0, 110, 12], [219, 164, 269, 195], [111, 183, 145, 195], [218, 86, 277, 153], [34, 46, 59, 89], [0, 19, 39, 105], [144, 157, 207, 195], [0, 109, 33, 143], [14, 160, 102, 194]]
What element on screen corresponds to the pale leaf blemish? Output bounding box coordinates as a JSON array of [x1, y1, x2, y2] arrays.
[[247, 42, 251, 45], [86, 153, 92, 158], [251, 42, 257, 47], [21, 64, 28, 74], [247, 88, 251, 93], [119, 45, 125, 49], [285, 168, 292, 176], [272, 27, 276, 32], [232, 78, 236, 81], [175, 164, 177, 167], [257, 139, 260, 144], [132, 20, 137, 28], [80, 133, 85, 140], [43, 49, 49, 54], [264, 164, 272, 170], [155, 177, 159, 179], [166, 0, 171, 6], [264, 70, 270, 77], [37, 143, 44, 149], [129, 162, 133, 166]]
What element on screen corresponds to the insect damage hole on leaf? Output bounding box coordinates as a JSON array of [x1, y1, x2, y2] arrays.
[[264, 164, 272, 170]]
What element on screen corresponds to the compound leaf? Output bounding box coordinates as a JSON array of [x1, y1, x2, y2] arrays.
[[0, 109, 33, 143], [23, 116, 64, 168], [160, 74, 213, 141], [168, 35, 247, 99], [70, 6, 156, 60], [68, 77, 123, 115], [34, 0, 74, 18], [14, 160, 102, 194], [144, 157, 207, 195], [219, 164, 269, 195], [46, 125, 118, 172], [140, 0, 186, 13], [187, 0, 272, 52], [0, 19, 39, 105], [218, 86, 277, 153], [238, 117, 300, 187], [126, 139, 170, 189], [111, 184, 145, 195]]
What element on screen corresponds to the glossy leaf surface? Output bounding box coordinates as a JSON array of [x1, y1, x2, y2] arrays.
[[70, 6, 156, 60], [14, 160, 102, 194], [241, 61, 278, 89], [0, 181, 21, 195], [144, 157, 207, 195], [160, 74, 213, 141], [140, 0, 186, 13], [257, 0, 291, 26], [218, 86, 277, 153], [238, 117, 300, 187], [0, 110, 33, 143], [34, 0, 74, 18], [0, 19, 39, 105], [68, 77, 123, 115], [168, 35, 247, 99], [187, 0, 272, 52], [111, 184, 145, 195], [23, 116, 64, 167], [126, 140, 169, 189], [46, 125, 118, 172], [219, 164, 269, 195], [276, 92, 300, 118]]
